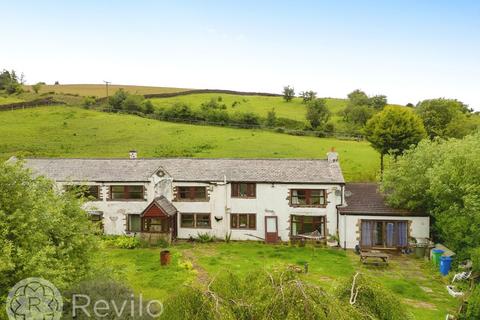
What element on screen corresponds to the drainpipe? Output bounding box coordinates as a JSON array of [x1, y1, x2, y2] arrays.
[[224, 175, 228, 235], [335, 184, 345, 249]]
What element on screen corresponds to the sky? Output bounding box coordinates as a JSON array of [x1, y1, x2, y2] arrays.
[[1, 0, 479, 109]]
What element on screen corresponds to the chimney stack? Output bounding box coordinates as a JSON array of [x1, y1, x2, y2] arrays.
[[327, 147, 338, 163], [129, 150, 137, 159]]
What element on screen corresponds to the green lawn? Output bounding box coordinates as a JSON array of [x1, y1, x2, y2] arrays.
[[98, 243, 458, 320], [0, 106, 379, 181]]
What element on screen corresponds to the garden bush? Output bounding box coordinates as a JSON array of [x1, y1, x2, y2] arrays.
[[196, 232, 215, 243], [102, 235, 141, 249]]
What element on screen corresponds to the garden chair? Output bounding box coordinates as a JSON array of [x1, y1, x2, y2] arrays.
[[446, 285, 464, 298], [451, 270, 472, 283]]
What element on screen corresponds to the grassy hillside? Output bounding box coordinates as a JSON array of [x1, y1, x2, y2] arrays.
[[150, 94, 347, 124], [0, 106, 379, 181], [0, 96, 24, 105], [23, 84, 188, 97]]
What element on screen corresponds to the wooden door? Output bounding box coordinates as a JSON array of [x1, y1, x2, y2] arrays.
[[265, 216, 278, 243]]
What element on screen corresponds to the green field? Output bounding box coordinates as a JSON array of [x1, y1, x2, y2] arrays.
[[0, 106, 379, 181], [100, 243, 457, 320], [150, 94, 347, 124], [23, 84, 188, 97], [0, 96, 23, 105]]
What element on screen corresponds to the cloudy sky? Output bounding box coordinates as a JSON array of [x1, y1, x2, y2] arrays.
[[1, 0, 479, 109]]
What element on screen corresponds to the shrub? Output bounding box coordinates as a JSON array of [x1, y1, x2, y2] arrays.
[[200, 98, 227, 111], [82, 96, 97, 109], [159, 102, 195, 121], [142, 100, 155, 114], [108, 89, 130, 110], [265, 108, 276, 127], [196, 232, 215, 243], [232, 112, 260, 126], [102, 235, 140, 249], [121, 94, 144, 112], [200, 109, 230, 124]]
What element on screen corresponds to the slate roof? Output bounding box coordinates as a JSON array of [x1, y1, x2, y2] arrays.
[[152, 196, 177, 216], [14, 157, 345, 184], [338, 183, 427, 216]]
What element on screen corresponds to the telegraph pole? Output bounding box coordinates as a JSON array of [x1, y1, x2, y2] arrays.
[[103, 80, 111, 98]]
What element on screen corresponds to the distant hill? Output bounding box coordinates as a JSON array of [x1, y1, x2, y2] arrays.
[[23, 84, 189, 97]]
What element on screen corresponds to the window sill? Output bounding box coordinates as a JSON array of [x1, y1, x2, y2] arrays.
[[231, 228, 256, 230], [180, 226, 212, 229], [231, 197, 256, 199], [107, 199, 147, 202], [289, 205, 327, 208], [174, 199, 209, 202]]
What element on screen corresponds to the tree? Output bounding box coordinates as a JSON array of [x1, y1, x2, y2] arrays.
[[416, 98, 471, 139], [121, 94, 144, 112], [282, 85, 295, 102], [369, 95, 387, 110], [299, 90, 317, 104], [347, 89, 370, 106], [142, 100, 155, 114], [364, 106, 426, 174], [0, 162, 98, 301], [108, 88, 128, 110], [343, 90, 386, 131], [0, 69, 22, 94], [31, 82, 43, 94], [343, 104, 375, 127], [306, 98, 330, 129], [381, 132, 480, 258], [266, 108, 277, 127]]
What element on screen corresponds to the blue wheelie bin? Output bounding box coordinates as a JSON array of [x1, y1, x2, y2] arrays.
[[440, 256, 452, 276]]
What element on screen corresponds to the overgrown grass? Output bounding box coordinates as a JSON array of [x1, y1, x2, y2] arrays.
[[96, 247, 196, 300], [0, 106, 379, 181], [98, 243, 457, 320]]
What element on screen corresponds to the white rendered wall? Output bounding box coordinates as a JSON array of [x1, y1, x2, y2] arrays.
[[338, 214, 430, 249]]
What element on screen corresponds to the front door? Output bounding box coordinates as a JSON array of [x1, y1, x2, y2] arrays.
[[265, 216, 278, 243]]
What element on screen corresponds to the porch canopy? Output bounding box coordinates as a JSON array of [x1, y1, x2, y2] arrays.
[[140, 196, 177, 233]]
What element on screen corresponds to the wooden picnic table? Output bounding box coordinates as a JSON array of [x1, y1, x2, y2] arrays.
[[360, 251, 390, 265]]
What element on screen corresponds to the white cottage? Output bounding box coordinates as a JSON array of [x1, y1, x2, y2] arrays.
[[13, 152, 429, 249]]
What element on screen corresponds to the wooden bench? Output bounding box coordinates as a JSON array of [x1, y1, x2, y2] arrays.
[[360, 251, 390, 265]]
